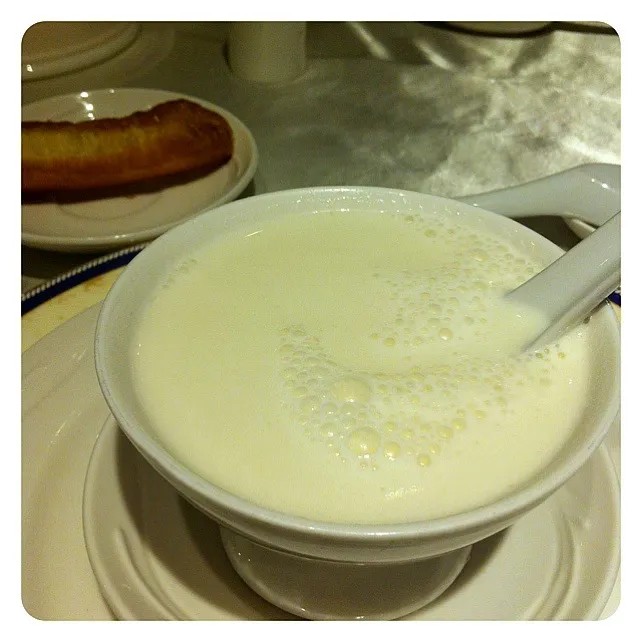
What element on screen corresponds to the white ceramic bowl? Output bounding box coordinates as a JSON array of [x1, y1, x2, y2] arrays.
[[94, 186, 620, 619]]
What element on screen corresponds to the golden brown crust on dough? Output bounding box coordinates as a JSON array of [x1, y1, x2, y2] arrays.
[[21, 99, 234, 192]]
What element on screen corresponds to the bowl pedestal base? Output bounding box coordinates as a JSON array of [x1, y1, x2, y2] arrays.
[[220, 527, 473, 620]]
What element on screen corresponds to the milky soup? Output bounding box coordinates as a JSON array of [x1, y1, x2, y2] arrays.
[[131, 209, 591, 525]]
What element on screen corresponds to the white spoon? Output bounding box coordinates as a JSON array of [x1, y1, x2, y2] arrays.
[[507, 211, 620, 352]]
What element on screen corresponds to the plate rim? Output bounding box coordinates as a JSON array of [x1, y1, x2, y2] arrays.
[[21, 243, 146, 316], [21, 87, 260, 252], [22, 22, 141, 81]]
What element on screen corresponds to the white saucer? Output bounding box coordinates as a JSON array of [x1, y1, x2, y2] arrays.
[[22, 22, 141, 81], [22, 303, 621, 621], [21, 88, 259, 253], [82, 417, 621, 620]]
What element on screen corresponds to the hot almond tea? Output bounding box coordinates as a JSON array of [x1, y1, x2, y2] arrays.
[[131, 208, 592, 524]]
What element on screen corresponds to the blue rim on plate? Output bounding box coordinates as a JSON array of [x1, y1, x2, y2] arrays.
[[21, 243, 148, 316]]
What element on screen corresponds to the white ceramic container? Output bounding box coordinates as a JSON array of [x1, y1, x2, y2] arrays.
[[94, 186, 620, 619]]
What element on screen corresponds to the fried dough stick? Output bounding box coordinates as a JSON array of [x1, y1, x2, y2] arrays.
[[22, 99, 234, 193]]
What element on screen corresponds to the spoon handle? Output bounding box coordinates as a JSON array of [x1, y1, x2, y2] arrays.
[[508, 211, 621, 351], [456, 164, 620, 228]]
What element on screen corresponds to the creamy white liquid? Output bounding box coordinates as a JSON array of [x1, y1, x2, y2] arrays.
[[132, 210, 591, 524]]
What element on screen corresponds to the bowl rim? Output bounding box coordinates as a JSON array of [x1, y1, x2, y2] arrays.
[[95, 185, 621, 542]]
